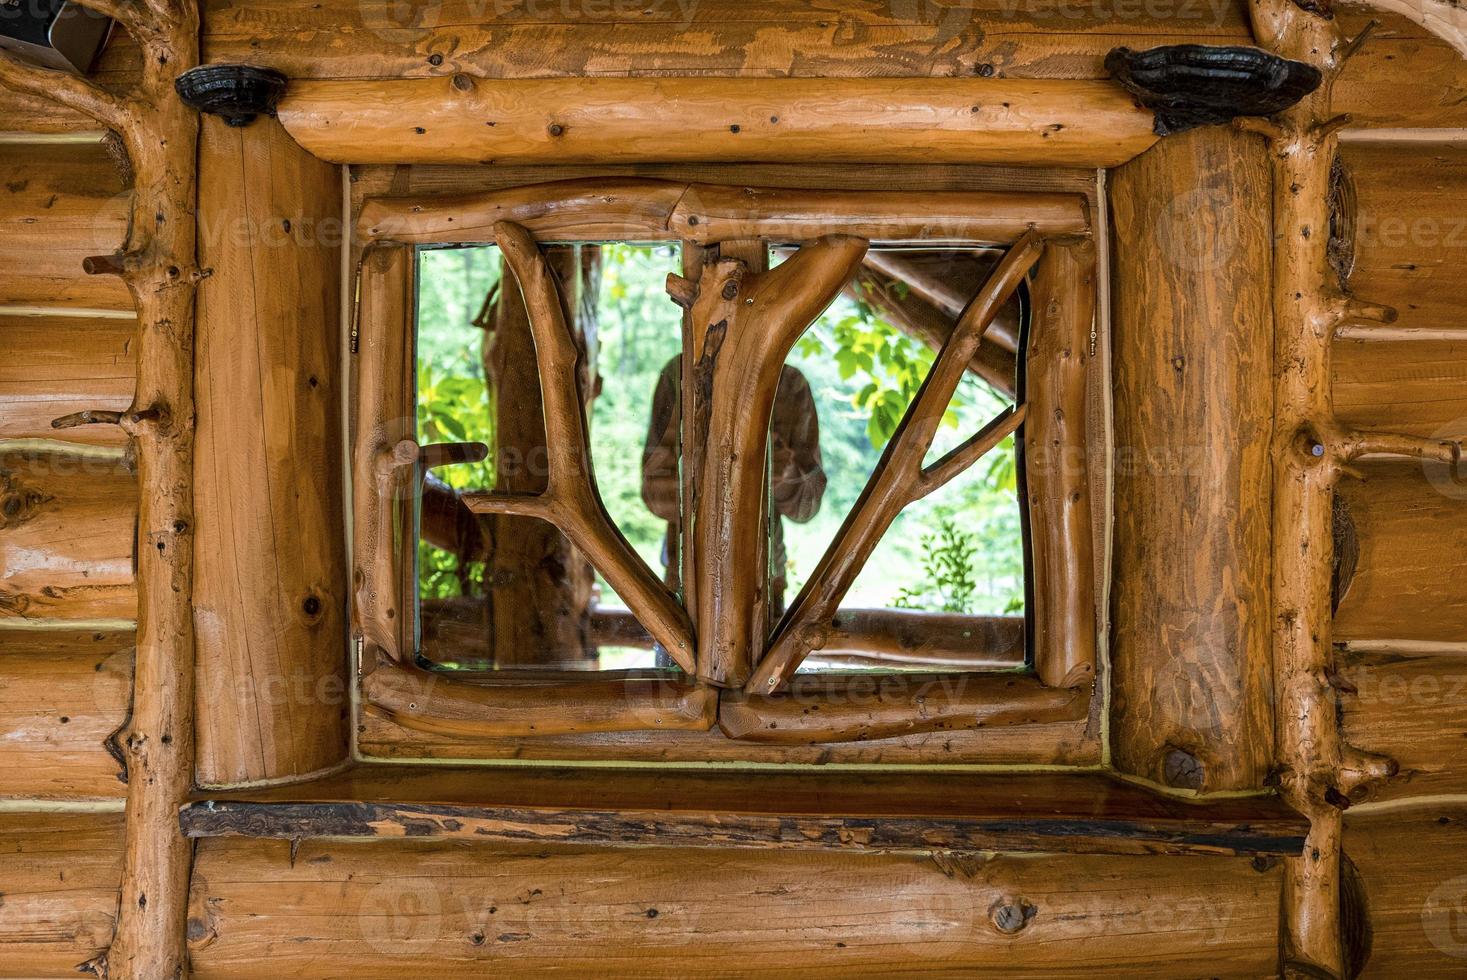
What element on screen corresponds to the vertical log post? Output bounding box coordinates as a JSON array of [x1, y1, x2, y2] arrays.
[[1108, 126, 1276, 793], [193, 114, 349, 787]]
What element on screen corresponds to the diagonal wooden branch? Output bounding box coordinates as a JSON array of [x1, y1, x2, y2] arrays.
[[671, 234, 870, 687], [0, 46, 130, 131], [747, 230, 1045, 695], [460, 220, 696, 674]]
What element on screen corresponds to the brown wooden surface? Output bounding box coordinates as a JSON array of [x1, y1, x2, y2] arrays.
[[1338, 647, 1467, 803], [0, 315, 135, 448], [1334, 463, 1467, 644], [0, 449, 136, 623], [1334, 338, 1467, 441], [0, 143, 130, 312], [193, 114, 350, 788], [1108, 125, 1276, 794], [181, 765, 1308, 857], [280, 76, 1155, 168], [363, 660, 716, 738], [0, 630, 131, 799], [0, 812, 125, 976], [186, 836, 1284, 978], [1339, 140, 1467, 340]]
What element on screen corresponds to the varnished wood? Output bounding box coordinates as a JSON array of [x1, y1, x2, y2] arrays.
[[362, 659, 716, 738], [359, 177, 1090, 248], [0, 315, 135, 448], [193, 114, 349, 788], [180, 764, 1308, 857], [749, 232, 1041, 694], [279, 76, 1156, 168], [0, 630, 132, 799], [721, 672, 1089, 745], [1025, 240, 1098, 690], [862, 249, 1020, 353], [1, 449, 136, 623], [1334, 337, 1467, 440], [1108, 125, 1276, 793]]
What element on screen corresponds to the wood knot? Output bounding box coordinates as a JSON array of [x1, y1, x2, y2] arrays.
[[989, 898, 1036, 934], [1162, 747, 1205, 790]]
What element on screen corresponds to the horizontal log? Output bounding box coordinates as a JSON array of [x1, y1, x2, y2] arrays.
[[181, 765, 1307, 857], [0, 811, 124, 975], [186, 836, 1284, 977], [362, 659, 717, 737], [359, 177, 1090, 247], [0, 449, 136, 623], [0, 314, 135, 448], [280, 77, 1156, 168], [0, 143, 131, 312], [0, 629, 132, 799], [1344, 803, 1467, 978], [1338, 647, 1467, 803], [1334, 337, 1467, 441], [719, 672, 1089, 744], [1339, 140, 1467, 336], [1333, 462, 1467, 644]]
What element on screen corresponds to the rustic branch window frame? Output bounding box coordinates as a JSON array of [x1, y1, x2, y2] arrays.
[[349, 177, 1101, 761]]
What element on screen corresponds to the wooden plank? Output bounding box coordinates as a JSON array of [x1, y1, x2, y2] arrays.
[[0, 449, 136, 623], [1107, 126, 1276, 792], [1334, 338, 1467, 441], [0, 811, 124, 976], [1339, 647, 1467, 803], [0, 629, 132, 799], [1335, 8, 1467, 130], [181, 765, 1308, 857], [187, 836, 1284, 977], [193, 115, 350, 788], [1334, 463, 1467, 644], [280, 77, 1156, 168], [0, 314, 135, 447], [1339, 140, 1467, 336], [1344, 803, 1467, 978], [0, 144, 131, 312]]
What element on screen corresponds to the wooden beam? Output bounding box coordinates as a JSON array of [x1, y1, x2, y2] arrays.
[[1, 448, 136, 623], [0, 314, 135, 448], [0, 630, 132, 799], [1334, 337, 1467, 440], [0, 812, 125, 975], [279, 76, 1157, 168], [186, 836, 1286, 977], [358, 177, 1091, 248], [720, 672, 1088, 745], [1107, 126, 1276, 793], [180, 765, 1308, 858], [193, 114, 350, 788]]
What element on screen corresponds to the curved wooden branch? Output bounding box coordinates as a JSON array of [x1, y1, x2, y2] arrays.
[[1336, 429, 1460, 466], [0, 48, 130, 131], [748, 231, 1045, 695], [468, 220, 696, 675], [675, 235, 869, 687], [720, 672, 1088, 744], [363, 658, 715, 738]]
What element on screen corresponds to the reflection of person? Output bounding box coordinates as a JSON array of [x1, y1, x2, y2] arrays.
[[642, 355, 826, 613]]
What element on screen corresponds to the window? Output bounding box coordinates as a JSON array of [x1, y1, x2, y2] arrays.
[[351, 177, 1099, 759]]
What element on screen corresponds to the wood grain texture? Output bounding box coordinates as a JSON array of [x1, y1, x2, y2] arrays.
[[1339, 140, 1467, 338], [1107, 126, 1276, 793], [0, 314, 135, 447], [0, 812, 125, 976], [0, 449, 136, 623], [0, 143, 130, 312], [1344, 804, 1467, 979], [0, 629, 131, 799], [186, 836, 1283, 978], [280, 76, 1156, 168], [179, 765, 1308, 857], [1334, 463, 1467, 644], [1334, 338, 1467, 442], [1338, 647, 1467, 803], [193, 114, 350, 788]]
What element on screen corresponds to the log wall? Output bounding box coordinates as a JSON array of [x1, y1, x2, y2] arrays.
[[0, 315, 135, 448], [193, 114, 350, 787]]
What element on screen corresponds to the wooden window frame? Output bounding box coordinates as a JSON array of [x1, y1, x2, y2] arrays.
[[350, 177, 1101, 763]]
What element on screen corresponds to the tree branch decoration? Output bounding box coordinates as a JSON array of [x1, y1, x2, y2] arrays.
[[1, 0, 203, 976], [459, 221, 697, 674], [747, 230, 1044, 695]]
